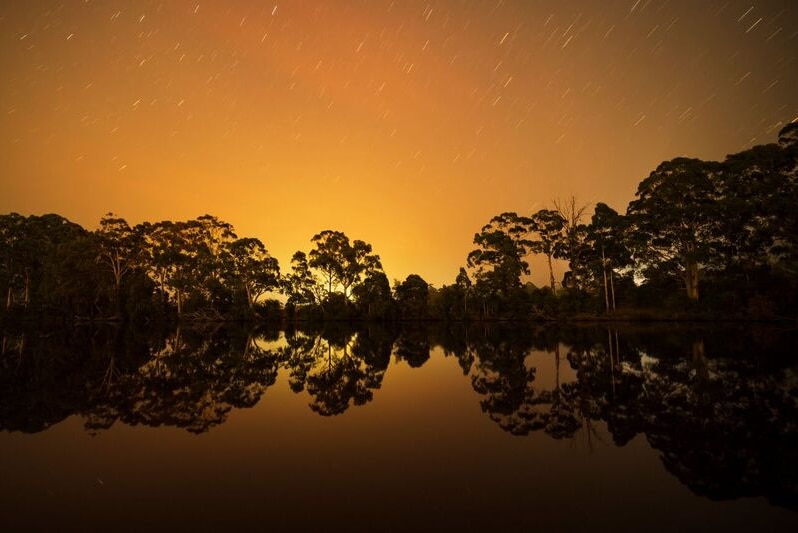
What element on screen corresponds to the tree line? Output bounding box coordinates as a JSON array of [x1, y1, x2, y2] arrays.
[[1, 123, 796, 323]]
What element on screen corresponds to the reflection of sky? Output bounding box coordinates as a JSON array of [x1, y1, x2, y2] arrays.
[[2, 344, 794, 529], [2, 0, 796, 286]]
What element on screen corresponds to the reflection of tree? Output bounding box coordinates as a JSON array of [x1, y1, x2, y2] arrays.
[[283, 326, 393, 416], [469, 332, 538, 435], [87, 326, 283, 433], [567, 328, 798, 510], [0, 327, 150, 433], [432, 323, 474, 375], [442, 328, 581, 438], [394, 327, 431, 368], [4, 323, 797, 510], [0, 325, 284, 435], [447, 323, 798, 512]]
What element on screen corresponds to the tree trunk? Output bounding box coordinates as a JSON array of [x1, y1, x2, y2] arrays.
[[609, 268, 616, 310], [23, 270, 30, 305], [159, 272, 166, 299], [114, 274, 122, 317], [245, 285, 254, 312], [692, 339, 708, 381], [547, 254, 555, 292], [102, 251, 125, 317], [601, 247, 609, 312], [6, 286, 12, 310], [554, 343, 560, 391], [608, 329, 616, 397], [684, 260, 699, 301]]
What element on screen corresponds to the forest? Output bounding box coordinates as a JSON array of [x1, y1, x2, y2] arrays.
[[1, 123, 797, 324]]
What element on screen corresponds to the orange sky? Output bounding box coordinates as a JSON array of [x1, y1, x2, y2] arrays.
[[1, 0, 796, 286]]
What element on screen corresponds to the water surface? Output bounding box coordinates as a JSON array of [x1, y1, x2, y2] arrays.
[[1, 324, 796, 530]]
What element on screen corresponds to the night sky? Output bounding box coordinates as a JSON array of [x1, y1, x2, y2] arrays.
[[1, 0, 796, 286]]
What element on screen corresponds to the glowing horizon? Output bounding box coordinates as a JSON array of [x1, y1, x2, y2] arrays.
[[1, 0, 796, 286]]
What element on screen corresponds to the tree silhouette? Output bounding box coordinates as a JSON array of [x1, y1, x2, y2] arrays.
[[528, 209, 566, 292], [467, 212, 533, 318], [627, 158, 723, 301], [393, 274, 429, 320], [96, 213, 138, 317], [228, 237, 280, 314]]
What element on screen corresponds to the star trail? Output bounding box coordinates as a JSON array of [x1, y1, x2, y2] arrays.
[[1, 0, 796, 285]]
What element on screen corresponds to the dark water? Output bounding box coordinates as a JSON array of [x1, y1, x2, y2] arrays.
[[1, 323, 796, 531]]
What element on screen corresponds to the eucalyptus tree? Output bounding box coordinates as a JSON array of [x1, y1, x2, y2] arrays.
[[138, 220, 195, 316], [287, 229, 385, 313], [528, 209, 566, 291], [96, 213, 138, 315], [393, 274, 429, 319], [467, 212, 533, 298], [307, 230, 383, 300], [0, 213, 87, 310], [228, 237, 280, 313], [137, 216, 243, 316], [192, 214, 238, 282], [552, 197, 591, 290], [343, 239, 383, 298], [719, 131, 798, 274], [716, 145, 785, 276], [41, 230, 106, 318], [455, 267, 472, 315], [308, 230, 350, 297], [352, 270, 393, 319], [181, 215, 238, 311], [282, 251, 326, 321], [626, 158, 725, 301], [0, 213, 26, 309], [585, 203, 632, 311]]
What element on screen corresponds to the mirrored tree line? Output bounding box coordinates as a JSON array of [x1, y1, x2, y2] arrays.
[[1, 323, 795, 509], [2, 124, 796, 322]]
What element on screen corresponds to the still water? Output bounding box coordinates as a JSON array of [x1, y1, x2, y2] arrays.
[[1, 323, 796, 530]]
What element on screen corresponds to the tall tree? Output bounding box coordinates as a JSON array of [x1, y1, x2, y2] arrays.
[[341, 239, 383, 299], [529, 209, 566, 291], [96, 213, 138, 316], [308, 230, 350, 297], [467, 212, 533, 297], [282, 251, 323, 308], [138, 220, 195, 316], [455, 267, 472, 315], [352, 271, 393, 319], [553, 197, 590, 289], [394, 274, 429, 319], [586, 203, 631, 311], [626, 158, 723, 301], [228, 238, 280, 313], [307, 230, 383, 300], [0, 213, 26, 309]]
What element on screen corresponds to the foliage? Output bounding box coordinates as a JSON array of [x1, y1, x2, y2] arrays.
[[2, 123, 797, 322]]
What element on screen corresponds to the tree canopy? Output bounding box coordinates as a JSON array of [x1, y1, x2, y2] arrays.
[[2, 122, 797, 322]]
